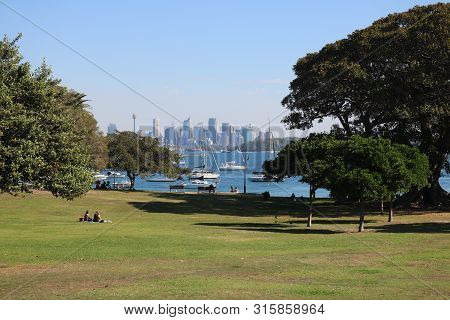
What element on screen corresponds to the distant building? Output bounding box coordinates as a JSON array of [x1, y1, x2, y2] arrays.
[[193, 123, 205, 142], [208, 118, 217, 144], [153, 118, 161, 138], [139, 125, 153, 137], [241, 125, 255, 145], [164, 126, 176, 146], [107, 123, 118, 135], [221, 122, 230, 147], [182, 118, 191, 145]]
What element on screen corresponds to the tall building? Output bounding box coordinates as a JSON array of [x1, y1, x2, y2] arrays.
[[164, 126, 176, 146], [208, 118, 217, 144], [107, 123, 118, 135], [182, 118, 191, 145], [193, 123, 205, 142], [153, 118, 161, 138], [241, 125, 254, 145], [221, 122, 230, 147], [139, 125, 153, 137]]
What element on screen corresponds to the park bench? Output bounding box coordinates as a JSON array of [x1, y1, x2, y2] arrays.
[[197, 185, 216, 194], [169, 185, 185, 192]]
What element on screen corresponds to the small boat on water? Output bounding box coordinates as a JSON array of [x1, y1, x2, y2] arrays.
[[185, 180, 216, 189], [219, 161, 246, 171], [146, 177, 178, 182], [249, 171, 283, 182], [111, 181, 132, 189], [93, 173, 108, 181], [188, 167, 220, 180], [107, 171, 126, 178], [145, 174, 180, 182]]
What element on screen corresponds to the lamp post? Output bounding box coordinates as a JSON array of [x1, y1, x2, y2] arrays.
[[133, 114, 139, 190], [243, 152, 249, 194]]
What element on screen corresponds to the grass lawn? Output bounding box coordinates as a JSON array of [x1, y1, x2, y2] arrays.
[[0, 190, 448, 299]]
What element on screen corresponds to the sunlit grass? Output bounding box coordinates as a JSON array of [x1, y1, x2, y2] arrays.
[[0, 190, 448, 299]]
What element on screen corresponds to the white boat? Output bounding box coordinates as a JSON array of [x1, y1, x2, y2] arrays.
[[111, 181, 131, 189], [107, 171, 126, 178], [219, 161, 246, 171], [185, 180, 216, 189], [249, 171, 280, 182], [93, 173, 108, 181], [146, 177, 178, 182], [188, 167, 220, 180]]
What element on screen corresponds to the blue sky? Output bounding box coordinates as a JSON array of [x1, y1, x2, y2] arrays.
[[0, 0, 438, 133]]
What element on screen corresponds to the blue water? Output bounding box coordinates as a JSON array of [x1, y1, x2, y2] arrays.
[[118, 151, 450, 197]]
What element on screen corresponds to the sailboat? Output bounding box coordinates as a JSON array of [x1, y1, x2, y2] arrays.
[[188, 145, 220, 180], [249, 121, 283, 182]]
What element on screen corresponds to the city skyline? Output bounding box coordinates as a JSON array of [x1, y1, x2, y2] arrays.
[[0, 1, 436, 133]]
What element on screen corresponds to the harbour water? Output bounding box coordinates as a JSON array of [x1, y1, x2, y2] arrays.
[[129, 151, 450, 197]]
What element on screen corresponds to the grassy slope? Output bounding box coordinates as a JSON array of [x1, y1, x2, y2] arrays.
[[0, 190, 448, 299]]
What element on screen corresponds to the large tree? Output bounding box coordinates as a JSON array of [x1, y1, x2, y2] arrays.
[[107, 131, 184, 190], [60, 89, 108, 170], [265, 135, 429, 231], [0, 35, 93, 199], [264, 134, 336, 227], [282, 3, 449, 205]]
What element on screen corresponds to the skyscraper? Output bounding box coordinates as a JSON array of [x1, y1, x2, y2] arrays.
[[182, 117, 191, 145], [241, 125, 254, 145], [193, 123, 204, 142], [208, 118, 217, 144], [221, 122, 230, 147], [107, 123, 118, 135], [153, 118, 161, 138], [164, 126, 176, 146]]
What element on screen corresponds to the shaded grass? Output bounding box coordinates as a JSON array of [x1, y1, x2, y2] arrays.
[[0, 190, 449, 299]]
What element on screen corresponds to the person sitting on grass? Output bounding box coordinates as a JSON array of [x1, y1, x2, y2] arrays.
[[83, 210, 91, 221], [93, 211, 101, 222]]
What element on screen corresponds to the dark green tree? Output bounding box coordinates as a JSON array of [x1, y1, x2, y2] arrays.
[[282, 3, 449, 205], [107, 131, 184, 190], [0, 35, 93, 199], [266, 135, 429, 231], [264, 134, 335, 227], [382, 144, 429, 222], [60, 89, 108, 170]]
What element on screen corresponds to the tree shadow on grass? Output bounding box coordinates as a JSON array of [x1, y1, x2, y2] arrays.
[[285, 218, 377, 225], [128, 192, 375, 218], [369, 222, 450, 233], [194, 222, 343, 234]]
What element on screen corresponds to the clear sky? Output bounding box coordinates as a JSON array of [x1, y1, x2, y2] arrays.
[[0, 0, 438, 134]]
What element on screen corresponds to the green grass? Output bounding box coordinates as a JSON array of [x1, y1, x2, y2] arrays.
[[0, 190, 449, 299]]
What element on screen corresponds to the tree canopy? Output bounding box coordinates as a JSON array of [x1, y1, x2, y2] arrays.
[[265, 135, 429, 230], [0, 35, 97, 199], [282, 3, 449, 204], [107, 131, 185, 189]]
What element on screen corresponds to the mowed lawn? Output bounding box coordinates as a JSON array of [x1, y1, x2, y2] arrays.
[[0, 190, 448, 299]]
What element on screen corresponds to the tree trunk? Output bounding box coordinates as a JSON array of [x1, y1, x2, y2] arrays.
[[422, 168, 448, 205], [358, 200, 365, 232], [388, 199, 393, 222], [307, 185, 315, 227], [127, 171, 136, 191], [380, 198, 384, 214]]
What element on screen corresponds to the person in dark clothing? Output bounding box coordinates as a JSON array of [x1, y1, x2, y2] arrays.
[[93, 211, 101, 222], [83, 210, 91, 221]]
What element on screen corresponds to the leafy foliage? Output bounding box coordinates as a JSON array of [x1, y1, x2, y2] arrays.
[[265, 135, 429, 230], [0, 35, 93, 199], [107, 131, 185, 189], [282, 3, 449, 203]]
